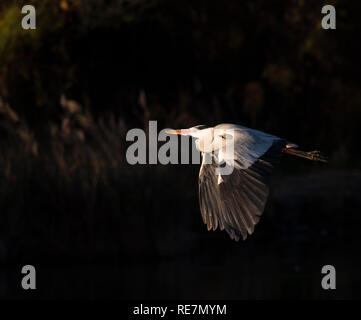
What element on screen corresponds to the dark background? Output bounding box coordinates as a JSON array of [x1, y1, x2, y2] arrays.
[[0, 0, 360, 299]]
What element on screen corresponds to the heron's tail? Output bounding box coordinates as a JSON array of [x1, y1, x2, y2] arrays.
[[282, 148, 328, 163]]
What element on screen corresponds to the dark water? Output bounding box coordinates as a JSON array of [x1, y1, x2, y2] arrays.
[[1, 255, 358, 299], [1, 169, 361, 299]]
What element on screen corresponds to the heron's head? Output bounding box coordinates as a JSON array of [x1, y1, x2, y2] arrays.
[[166, 125, 210, 139]]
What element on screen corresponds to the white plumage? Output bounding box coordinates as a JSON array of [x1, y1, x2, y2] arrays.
[[167, 123, 326, 241]]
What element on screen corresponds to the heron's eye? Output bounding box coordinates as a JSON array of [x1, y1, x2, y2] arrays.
[[220, 133, 232, 140]]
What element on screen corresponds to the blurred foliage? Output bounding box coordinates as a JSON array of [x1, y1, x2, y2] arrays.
[[0, 0, 360, 159]]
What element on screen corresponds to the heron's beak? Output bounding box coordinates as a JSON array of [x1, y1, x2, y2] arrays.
[[165, 129, 190, 135]]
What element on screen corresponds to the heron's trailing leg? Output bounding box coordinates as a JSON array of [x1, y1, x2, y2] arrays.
[[282, 148, 328, 163]]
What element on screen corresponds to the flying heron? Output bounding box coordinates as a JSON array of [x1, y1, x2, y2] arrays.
[[166, 124, 327, 241]]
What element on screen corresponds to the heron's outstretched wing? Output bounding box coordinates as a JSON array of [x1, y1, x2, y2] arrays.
[[198, 141, 285, 241]]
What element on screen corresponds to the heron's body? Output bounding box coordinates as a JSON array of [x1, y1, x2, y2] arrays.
[[166, 124, 327, 241]]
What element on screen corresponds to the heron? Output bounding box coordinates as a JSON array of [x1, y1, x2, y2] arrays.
[[166, 124, 327, 241]]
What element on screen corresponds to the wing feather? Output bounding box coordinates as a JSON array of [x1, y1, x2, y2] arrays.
[[198, 140, 286, 241]]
